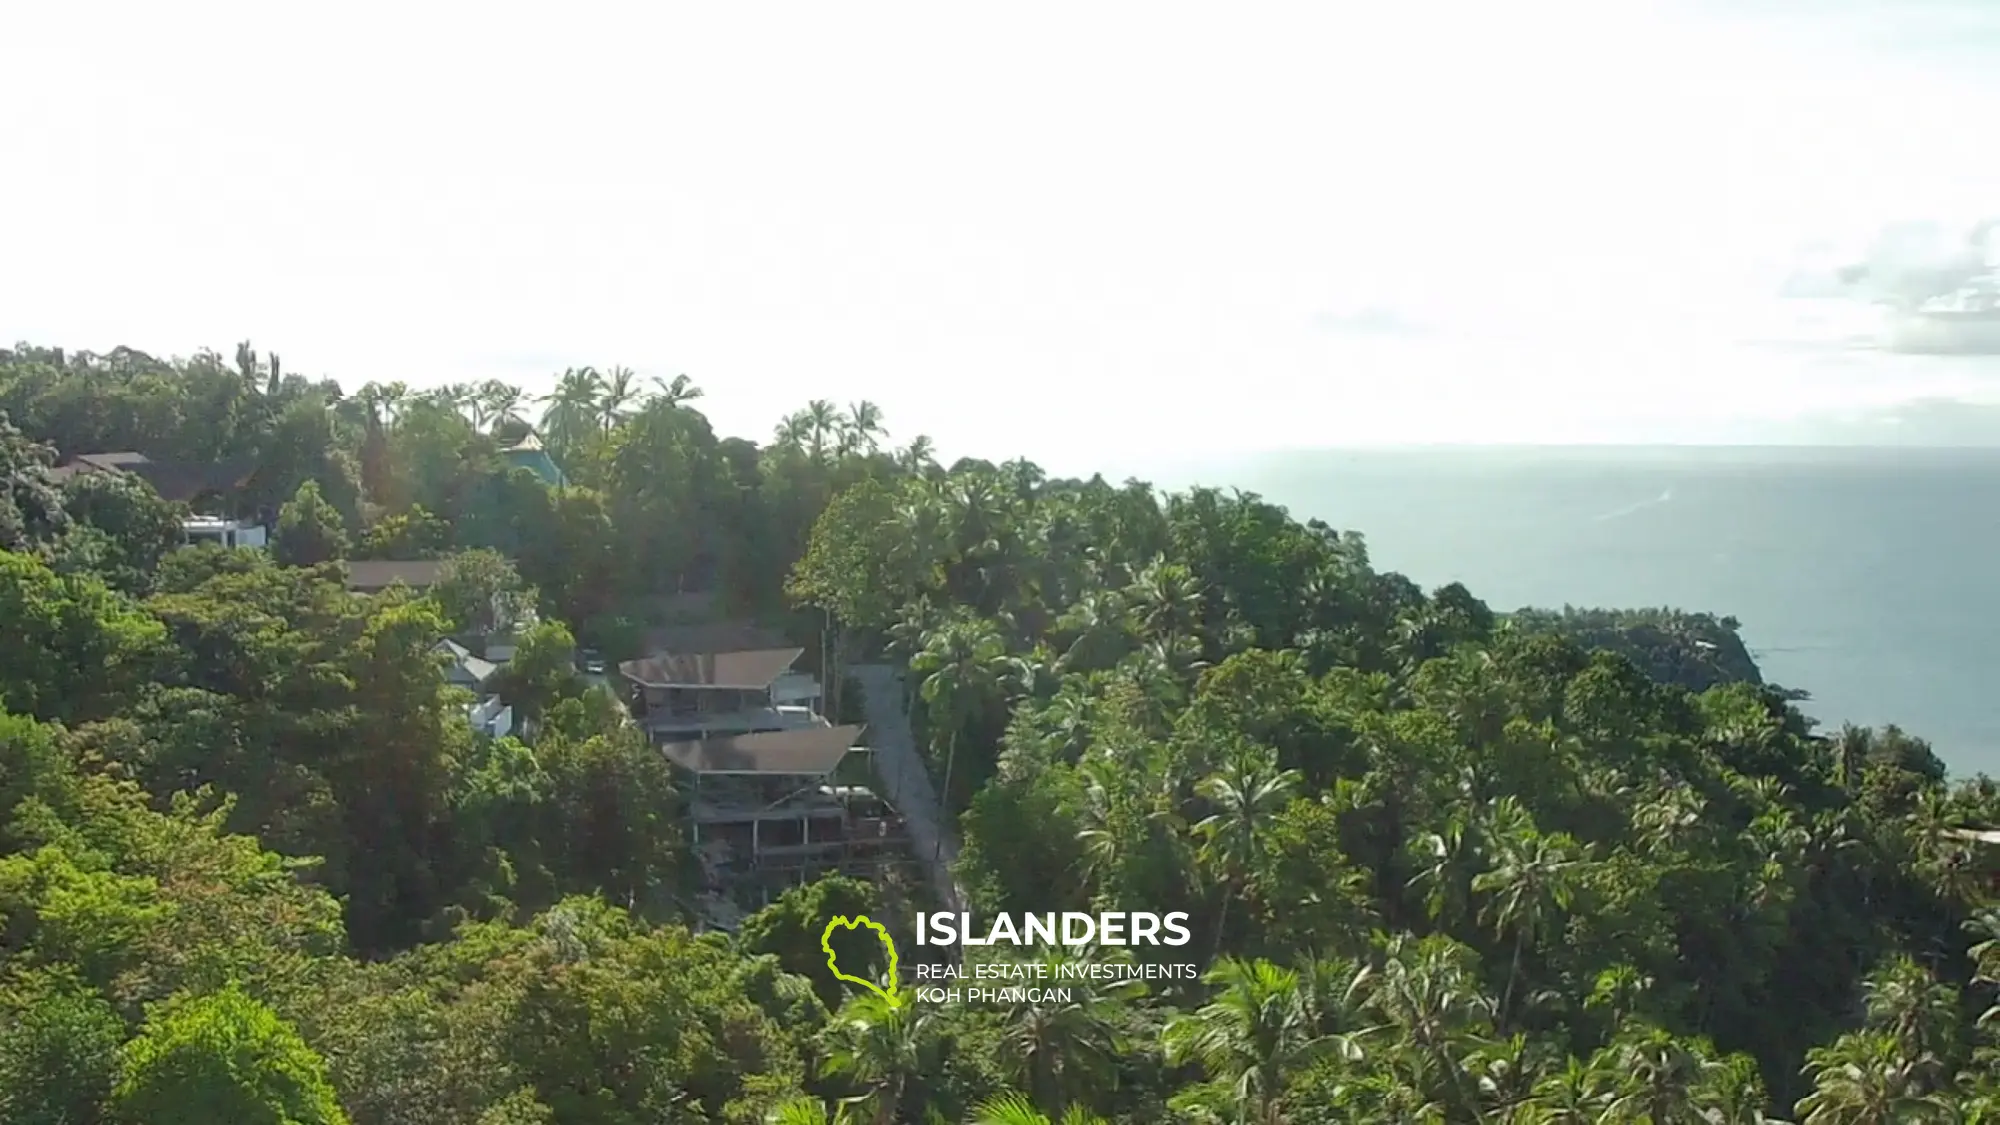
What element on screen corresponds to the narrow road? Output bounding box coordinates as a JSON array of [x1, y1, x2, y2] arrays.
[[850, 662, 966, 913]]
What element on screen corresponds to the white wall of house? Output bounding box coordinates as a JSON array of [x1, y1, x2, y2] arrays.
[[771, 672, 821, 706], [183, 517, 268, 549], [468, 696, 513, 738]]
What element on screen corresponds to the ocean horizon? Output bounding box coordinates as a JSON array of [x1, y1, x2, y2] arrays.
[[1155, 444, 2000, 776]]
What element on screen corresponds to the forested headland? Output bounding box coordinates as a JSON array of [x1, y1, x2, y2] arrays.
[[2, 341, 1997, 1124]]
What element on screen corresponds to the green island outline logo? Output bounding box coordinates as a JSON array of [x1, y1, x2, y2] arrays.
[[820, 914, 902, 1004]]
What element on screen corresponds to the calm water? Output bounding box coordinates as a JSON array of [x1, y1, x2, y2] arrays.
[[1187, 447, 2000, 775]]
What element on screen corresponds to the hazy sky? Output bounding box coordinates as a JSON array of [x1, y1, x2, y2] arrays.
[[6, 1, 2000, 473]]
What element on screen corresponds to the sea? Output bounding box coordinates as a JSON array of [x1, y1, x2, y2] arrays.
[[1196, 445, 1998, 775], [1132, 297, 2000, 776]]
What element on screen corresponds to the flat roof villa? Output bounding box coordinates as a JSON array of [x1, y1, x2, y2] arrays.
[[183, 515, 267, 549]]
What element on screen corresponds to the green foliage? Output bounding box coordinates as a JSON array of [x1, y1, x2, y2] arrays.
[[0, 967, 125, 1125], [0, 411, 71, 554], [0, 549, 169, 724], [1511, 605, 1767, 693], [355, 504, 452, 560], [431, 547, 533, 637], [738, 876, 887, 1010], [113, 984, 348, 1125], [9, 340, 2000, 1122], [60, 468, 187, 592], [273, 480, 349, 567]]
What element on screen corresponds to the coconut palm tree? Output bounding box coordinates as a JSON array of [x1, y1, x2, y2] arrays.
[[971, 1093, 1111, 1125], [1352, 935, 1495, 1117], [971, 1093, 1110, 1125], [1859, 955, 1961, 1089], [818, 992, 940, 1125], [1600, 1024, 1709, 1123], [539, 366, 604, 465], [1192, 749, 1301, 959], [803, 399, 842, 463], [773, 410, 814, 453], [994, 946, 1141, 1116], [1831, 723, 1875, 793], [652, 372, 703, 407], [1074, 762, 1128, 889], [1126, 557, 1204, 658], [910, 615, 1009, 817], [765, 1096, 845, 1124], [1795, 1030, 1956, 1124], [896, 434, 939, 477], [1520, 1056, 1616, 1123], [479, 379, 527, 434], [1162, 957, 1349, 1125], [843, 400, 888, 455], [600, 365, 640, 431], [1470, 798, 1584, 1027]]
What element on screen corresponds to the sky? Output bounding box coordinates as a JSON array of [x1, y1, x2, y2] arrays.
[[5, 1, 2000, 475]]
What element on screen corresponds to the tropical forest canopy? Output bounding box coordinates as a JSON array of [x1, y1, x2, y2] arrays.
[[1, 340, 1998, 1124]]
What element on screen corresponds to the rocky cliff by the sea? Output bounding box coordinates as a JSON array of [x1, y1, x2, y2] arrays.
[[1510, 606, 1768, 695]]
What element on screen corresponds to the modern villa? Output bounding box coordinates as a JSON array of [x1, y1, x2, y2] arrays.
[[618, 646, 827, 743], [182, 515, 268, 549], [51, 450, 270, 548], [619, 643, 908, 901]]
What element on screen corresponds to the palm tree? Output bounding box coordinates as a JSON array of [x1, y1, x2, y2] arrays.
[[1795, 1030, 1957, 1124], [652, 372, 703, 407], [843, 400, 888, 455], [1600, 1024, 1708, 1123], [803, 399, 842, 462], [773, 411, 814, 452], [430, 382, 479, 427], [1192, 750, 1301, 959], [1074, 761, 1129, 889], [910, 616, 1009, 822], [818, 992, 940, 1125], [357, 380, 410, 429], [1831, 723, 1874, 793], [600, 365, 640, 430], [1859, 955, 1960, 1089], [1126, 557, 1204, 657], [479, 379, 527, 433], [1469, 797, 1584, 1027], [1162, 957, 1347, 1125], [1353, 935, 1495, 1118], [994, 947, 1140, 1115], [971, 1093, 1110, 1125], [1520, 1056, 1616, 1123], [765, 1096, 844, 1124], [539, 366, 604, 464], [896, 435, 938, 477], [1052, 590, 1137, 675]]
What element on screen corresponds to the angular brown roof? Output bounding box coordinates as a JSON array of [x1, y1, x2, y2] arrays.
[[618, 647, 803, 689], [345, 559, 447, 591], [49, 452, 256, 502], [660, 724, 865, 775]]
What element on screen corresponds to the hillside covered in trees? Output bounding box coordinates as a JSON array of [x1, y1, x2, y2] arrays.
[[3, 341, 1999, 1123]]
